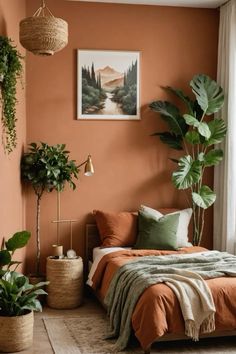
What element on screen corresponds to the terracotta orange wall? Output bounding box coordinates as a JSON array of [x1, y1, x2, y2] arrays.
[[26, 0, 219, 273], [0, 0, 26, 271]]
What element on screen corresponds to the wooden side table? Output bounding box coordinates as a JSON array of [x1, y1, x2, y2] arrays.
[[46, 257, 83, 309]]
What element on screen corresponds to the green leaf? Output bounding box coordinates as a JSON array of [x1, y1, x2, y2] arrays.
[[21, 299, 42, 312], [149, 101, 188, 136], [172, 155, 202, 189], [198, 152, 205, 162], [0, 250, 11, 266], [190, 74, 224, 115], [164, 86, 195, 115], [0, 271, 48, 316], [15, 275, 27, 289], [30, 142, 37, 149], [5, 231, 31, 252], [31, 289, 47, 296], [185, 130, 201, 144], [203, 149, 223, 166], [198, 122, 211, 139], [31, 281, 49, 288], [183, 114, 199, 127], [206, 119, 227, 146], [52, 169, 60, 178], [152, 132, 183, 150], [192, 185, 216, 209]]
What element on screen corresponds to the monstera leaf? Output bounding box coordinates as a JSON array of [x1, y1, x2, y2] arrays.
[[203, 149, 224, 167], [172, 155, 202, 189], [206, 119, 227, 146], [185, 131, 201, 145], [149, 101, 188, 136], [197, 122, 211, 139], [183, 114, 199, 127], [183, 114, 211, 139], [190, 74, 224, 115], [151, 132, 183, 150], [192, 185, 216, 209]]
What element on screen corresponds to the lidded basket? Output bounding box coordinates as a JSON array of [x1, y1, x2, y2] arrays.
[[19, 0, 68, 56]]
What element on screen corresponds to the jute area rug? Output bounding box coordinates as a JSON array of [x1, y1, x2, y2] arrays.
[[43, 314, 143, 354], [43, 314, 236, 354]]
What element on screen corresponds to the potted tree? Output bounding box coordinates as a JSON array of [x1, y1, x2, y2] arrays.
[[0, 230, 48, 352], [0, 36, 23, 154], [149, 74, 226, 246], [21, 142, 79, 280]]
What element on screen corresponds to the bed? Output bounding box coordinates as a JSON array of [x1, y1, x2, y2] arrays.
[[85, 223, 236, 354]]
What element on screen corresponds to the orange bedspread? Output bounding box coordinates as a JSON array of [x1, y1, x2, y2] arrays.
[[91, 247, 236, 350]]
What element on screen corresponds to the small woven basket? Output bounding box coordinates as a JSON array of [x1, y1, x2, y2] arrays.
[[19, 1, 68, 56], [46, 257, 83, 309], [0, 311, 34, 352]]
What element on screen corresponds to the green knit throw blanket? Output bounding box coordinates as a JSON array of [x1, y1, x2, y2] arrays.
[[104, 250, 236, 351]]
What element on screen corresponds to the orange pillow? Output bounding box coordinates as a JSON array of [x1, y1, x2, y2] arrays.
[[93, 210, 138, 247], [158, 208, 179, 215]]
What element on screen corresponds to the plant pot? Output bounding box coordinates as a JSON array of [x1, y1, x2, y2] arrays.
[[0, 311, 34, 352]]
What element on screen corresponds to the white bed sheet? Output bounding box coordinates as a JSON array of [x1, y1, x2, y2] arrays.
[[87, 246, 131, 287]]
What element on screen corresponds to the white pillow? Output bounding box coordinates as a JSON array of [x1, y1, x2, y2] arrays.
[[140, 205, 192, 248]]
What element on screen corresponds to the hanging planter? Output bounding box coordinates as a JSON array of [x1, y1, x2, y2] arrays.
[[19, 0, 68, 56]]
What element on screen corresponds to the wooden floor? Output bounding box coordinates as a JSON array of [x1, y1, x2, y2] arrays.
[[11, 296, 236, 354]]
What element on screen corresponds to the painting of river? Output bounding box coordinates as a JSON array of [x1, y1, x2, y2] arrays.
[[77, 50, 140, 120]]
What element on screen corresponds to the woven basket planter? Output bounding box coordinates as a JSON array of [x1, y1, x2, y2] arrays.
[[0, 311, 34, 352], [46, 257, 83, 309], [19, 16, 68, 56]]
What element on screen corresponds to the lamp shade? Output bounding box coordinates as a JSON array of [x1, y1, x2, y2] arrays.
[[84, 155, 94, 177], [19, 1, 68, 56]]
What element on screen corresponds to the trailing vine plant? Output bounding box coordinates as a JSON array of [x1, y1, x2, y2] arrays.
[[0, 36, 23, 153], [150, 74, 227, 246]]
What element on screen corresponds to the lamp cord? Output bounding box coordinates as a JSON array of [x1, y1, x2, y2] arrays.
[[33, 0, 54, 17]]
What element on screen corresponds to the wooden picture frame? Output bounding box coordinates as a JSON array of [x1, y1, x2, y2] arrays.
[[77, 49, 140, 120]]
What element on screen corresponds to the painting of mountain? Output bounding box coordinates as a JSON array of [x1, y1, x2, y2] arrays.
[[103, 77, 124, 92], [95, 66, 124, 87], [77, 50, 140, 120]]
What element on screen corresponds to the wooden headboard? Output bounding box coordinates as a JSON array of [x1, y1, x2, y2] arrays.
[[85, 223, 100, 262]]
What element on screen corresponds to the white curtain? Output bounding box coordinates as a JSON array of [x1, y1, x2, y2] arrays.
[[214, 0, 236, 254]]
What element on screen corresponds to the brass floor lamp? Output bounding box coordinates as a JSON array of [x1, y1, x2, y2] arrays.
[[51, 155, 94, 258]]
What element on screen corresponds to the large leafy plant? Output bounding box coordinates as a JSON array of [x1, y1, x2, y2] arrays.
[[0, 230, 48, 317], [150, 74, 226, 246], [0, 271, 48, 316], [21, 142, 79, 276], [0, 36, 23, 153]]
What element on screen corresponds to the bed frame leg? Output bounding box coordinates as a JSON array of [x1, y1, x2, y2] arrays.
[[144, 349, 151, 354]]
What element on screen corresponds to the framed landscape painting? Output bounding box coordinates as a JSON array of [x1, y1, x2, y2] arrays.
[[77, 50, 140, 120]]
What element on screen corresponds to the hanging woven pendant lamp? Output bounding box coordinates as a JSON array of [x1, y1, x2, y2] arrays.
[[19, 0, 68, 56]]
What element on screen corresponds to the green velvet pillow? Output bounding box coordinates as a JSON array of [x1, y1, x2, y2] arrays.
[[134, 210, 180, 250]]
